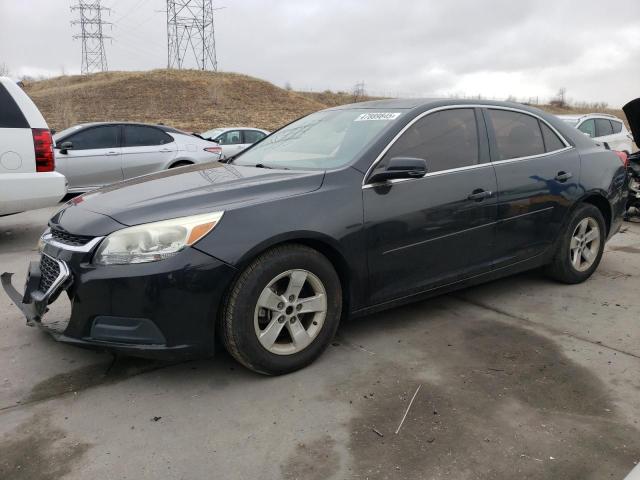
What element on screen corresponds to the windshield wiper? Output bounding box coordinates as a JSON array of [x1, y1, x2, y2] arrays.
[[254, 163, 290, 170]]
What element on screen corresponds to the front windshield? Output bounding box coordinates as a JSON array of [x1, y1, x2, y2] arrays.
[[561, 118, 579, 127], [201, 128, 225, 139], [54, 124, 86, 142], [232, 109, 404, 170]]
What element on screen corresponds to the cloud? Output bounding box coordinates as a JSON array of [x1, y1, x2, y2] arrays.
[[1, 0, 639, 106]]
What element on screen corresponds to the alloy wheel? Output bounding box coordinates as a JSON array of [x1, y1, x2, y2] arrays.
[[569, 217, 601, 272], [253, 269, 327, 355]]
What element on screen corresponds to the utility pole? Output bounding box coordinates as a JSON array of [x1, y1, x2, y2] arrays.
[[71, 0, 111, 75], [166, 0, 220, 71]]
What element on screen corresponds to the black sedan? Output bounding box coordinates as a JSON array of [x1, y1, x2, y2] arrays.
[[2, 99, 629, 375]]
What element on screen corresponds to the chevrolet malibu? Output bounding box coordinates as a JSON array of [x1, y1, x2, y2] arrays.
[[1, 99, 629, 375]]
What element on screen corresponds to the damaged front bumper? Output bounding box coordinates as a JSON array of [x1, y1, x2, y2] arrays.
[[1, 255, 70, 326], [1, 229, 237, 360]]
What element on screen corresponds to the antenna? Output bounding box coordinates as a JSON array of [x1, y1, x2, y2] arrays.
[[166, 0, 221, 71], [71, 0, 111, 74]]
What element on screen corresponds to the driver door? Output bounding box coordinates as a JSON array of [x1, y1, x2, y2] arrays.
[[55, 125, 123, 191], [363, 108, 498, 304]]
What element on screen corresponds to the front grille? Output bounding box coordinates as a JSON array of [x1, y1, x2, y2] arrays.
[[51, 228, 93, 247], [39, 255, 61, 293]]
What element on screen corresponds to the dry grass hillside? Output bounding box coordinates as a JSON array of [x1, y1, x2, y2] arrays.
[[22, 70, 327, 133], [21, 69, 628, 133]]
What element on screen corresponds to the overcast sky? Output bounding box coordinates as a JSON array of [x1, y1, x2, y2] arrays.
[[1, 0, 639, 107]]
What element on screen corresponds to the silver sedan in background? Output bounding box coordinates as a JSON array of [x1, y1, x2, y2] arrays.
[[200, 127, 270, 159], [54, 122, 223, 192]]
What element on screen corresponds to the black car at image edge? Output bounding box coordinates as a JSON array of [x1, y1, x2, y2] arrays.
[[2, 98, 634, 375]]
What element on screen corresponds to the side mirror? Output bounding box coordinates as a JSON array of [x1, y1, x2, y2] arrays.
[[58, 141, 73, 154], [368, 157, 427, 184]]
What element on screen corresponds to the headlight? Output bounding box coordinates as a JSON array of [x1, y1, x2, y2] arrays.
[[94, 211, 224, 265]]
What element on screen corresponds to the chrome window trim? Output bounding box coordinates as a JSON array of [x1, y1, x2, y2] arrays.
[[363, 162, 494, 189], [41, 254, 71, 299], [362, 104, 573, 188], [42, 233, 104, 252]]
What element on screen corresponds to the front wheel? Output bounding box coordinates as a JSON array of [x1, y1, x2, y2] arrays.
[[546, 203, 606, 284], [220, 244, 342, 375]]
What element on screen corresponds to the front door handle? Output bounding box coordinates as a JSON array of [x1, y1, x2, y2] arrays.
[[105, 151, 119, 156], [467, 189, 492, 201], [555, 171, 573, 182]]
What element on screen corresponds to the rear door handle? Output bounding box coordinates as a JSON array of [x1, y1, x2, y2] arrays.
[[105, 151, 119, 156], [467, 189, 492, 201], [555, 171, 573, 182]]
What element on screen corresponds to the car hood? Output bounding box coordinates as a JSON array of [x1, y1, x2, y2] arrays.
[[623, 98, 640, 141], [61, 162, 325, 228]]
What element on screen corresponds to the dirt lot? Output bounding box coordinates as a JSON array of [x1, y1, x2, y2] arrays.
[[0, 206, 639, 480]]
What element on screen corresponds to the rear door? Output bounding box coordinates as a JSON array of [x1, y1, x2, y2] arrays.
[[243, 129, 267, 148], [486, 108, 580, 267], [121, 125, 177, 178], [55, 125, 123, 190], [364, 107, 497, 304]]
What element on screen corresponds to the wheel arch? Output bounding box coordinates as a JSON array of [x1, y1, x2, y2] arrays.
[[233, 232, 354, 318], [168, 159, 194, 168], [577, 192, 612, 236]]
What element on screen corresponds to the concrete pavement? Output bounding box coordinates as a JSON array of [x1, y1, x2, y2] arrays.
[[0, 205, 638, 479]]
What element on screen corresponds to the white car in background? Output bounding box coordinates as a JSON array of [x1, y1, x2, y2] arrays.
[[558, 113, 634, 153], [200, 127, 270, 159], [0, 77, 66, 216], [54, 122, 223, 193]]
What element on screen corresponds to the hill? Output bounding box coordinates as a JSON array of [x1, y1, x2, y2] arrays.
[[20, 69, 627, 133]]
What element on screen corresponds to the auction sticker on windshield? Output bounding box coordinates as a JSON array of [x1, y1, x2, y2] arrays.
[[354, 112, 402, 121]]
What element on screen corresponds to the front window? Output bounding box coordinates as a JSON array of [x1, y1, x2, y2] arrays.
[[578, 119, 596, 138], [232, 109, 404, 170]]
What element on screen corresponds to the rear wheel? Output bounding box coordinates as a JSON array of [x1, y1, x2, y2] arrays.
[[546, 203, 606, 284], [221, 244, 342, 375]]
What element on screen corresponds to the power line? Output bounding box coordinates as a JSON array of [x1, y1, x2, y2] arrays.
[[166, 0, 221, 71], [71, 0, 112, 74]]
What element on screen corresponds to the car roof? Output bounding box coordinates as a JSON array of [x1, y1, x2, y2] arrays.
[[557, 113, 624, 122], [204, 127, 268, 132], [328, 97, 562, 114]]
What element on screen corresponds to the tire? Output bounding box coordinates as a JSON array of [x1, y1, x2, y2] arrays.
[[169, 161, 192, 169], [546, 203, 606, 284], [221, 244, 342, 375]]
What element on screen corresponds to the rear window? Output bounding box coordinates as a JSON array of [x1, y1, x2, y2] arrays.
[[244, 130, 266, 144], [124, 125, 173, 147], [0, 83, 29, 128], [488, 109, 545, 160]]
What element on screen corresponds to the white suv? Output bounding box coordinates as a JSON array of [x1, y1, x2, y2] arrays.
[[0, 77, 66, 216], [558, 113, 635, 153]]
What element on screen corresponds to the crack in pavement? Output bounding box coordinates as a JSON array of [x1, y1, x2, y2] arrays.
[[0, 357, 191, 416], [454, 294, 640, 361]]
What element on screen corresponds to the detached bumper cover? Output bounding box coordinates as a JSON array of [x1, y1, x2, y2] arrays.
[[1, 238, 237, 360]]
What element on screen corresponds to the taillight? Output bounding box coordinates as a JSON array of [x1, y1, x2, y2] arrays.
[[32, 128, 55, 172], [204, 146, 222, 155], [613, 150, 629, 167]]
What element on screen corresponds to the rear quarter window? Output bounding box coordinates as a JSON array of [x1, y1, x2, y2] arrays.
[[540, 122, 566, 152], [0, 84, 29, 128], [611, 121, 623, 134]]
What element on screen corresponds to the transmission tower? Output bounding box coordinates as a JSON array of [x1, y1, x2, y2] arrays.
[[166, 0, 219, 71], [71, 1, 111, 75]]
